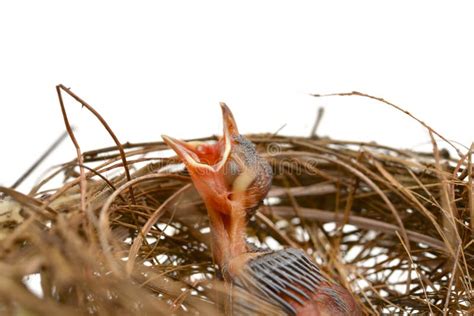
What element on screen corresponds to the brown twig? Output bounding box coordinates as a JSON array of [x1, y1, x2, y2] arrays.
[[311, 91, 463, 157], [56, 86, 89, 219], [56, 84, 136, 204]]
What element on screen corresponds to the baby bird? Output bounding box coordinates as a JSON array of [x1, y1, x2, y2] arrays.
[[162, 104, 360, 315]]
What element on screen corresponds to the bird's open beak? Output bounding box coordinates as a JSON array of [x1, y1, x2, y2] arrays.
[[162, 102, 238, 176], [163, 103, 270, 267]]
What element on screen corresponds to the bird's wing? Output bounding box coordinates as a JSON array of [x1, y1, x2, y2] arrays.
[[234, 248, 355, 316]]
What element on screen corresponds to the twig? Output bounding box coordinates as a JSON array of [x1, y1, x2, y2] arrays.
[[310, 107, 324, 138], [126, 184, 193, 275], [56, 84, 136, 204], [311, 91, 463, 157], [257, 206, 299, 249], [283, 147, 412, 251], [98, 173, 185, 275], [0, 186, 56, 218], [271, 124, 287, 137], [11, 130, 70, 189], [396, 231, 434, 314], [56, 86, 89, 219], [468, 144, 474, 234], [443, 243, 462, 315], [264, 206, 445, 251]]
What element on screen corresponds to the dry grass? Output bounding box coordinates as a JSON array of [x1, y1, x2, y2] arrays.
[[0, 87, 472, 315]]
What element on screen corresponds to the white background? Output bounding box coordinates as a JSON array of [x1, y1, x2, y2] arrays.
[[1, 1, 473, 191]]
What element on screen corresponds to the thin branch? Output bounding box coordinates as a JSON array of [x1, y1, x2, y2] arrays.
[[56, 84, 136, 204], [56, 85, 88, 218], [311, 91, 463, 157], [264, 206, 445, 251], [443, 243, 462, 315], [310, 107, 324, 138], [11, 130, 70, 189]]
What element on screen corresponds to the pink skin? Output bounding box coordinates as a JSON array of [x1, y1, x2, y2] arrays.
[[162, 103, 250, 271]]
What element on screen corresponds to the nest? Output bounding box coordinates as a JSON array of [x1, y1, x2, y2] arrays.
[[0, 88, 473, 315]]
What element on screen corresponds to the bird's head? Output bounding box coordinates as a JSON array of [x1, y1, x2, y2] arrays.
[[162, 103, 272, 218]]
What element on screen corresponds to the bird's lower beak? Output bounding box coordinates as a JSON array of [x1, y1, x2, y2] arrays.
[[161, 135, 212, 173]]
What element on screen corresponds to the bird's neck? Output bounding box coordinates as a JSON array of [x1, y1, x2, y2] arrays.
[[204, 200, 248, 270]]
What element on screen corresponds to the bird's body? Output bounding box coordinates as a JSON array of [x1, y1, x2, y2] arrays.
[[231, 248, 359, 316], [162, 104, 361, 315]]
